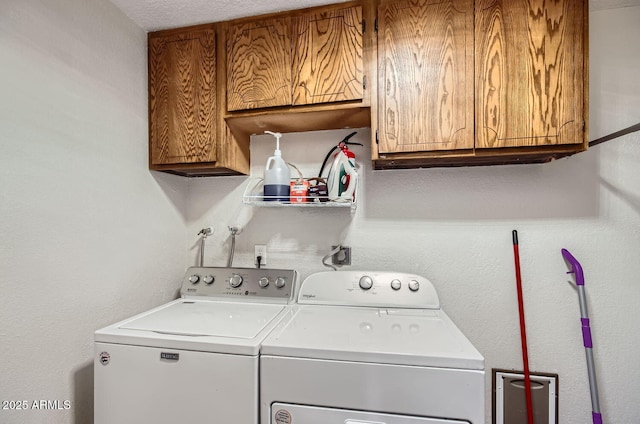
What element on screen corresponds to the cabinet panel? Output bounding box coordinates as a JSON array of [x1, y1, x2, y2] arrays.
[[292, 6, 364, 105], [378, 0, 474, 154], [226, 18, 292, 111], [149, 29, 217, 165], [475, 0, 585, 148]]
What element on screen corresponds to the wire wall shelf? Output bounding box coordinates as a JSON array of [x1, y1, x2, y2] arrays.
[[242, 178, 358, 212]]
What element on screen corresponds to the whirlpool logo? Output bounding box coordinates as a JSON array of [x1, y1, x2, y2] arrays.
[[301, 294, 316, 299]]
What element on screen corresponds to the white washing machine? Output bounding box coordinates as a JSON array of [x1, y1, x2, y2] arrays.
[[260, 271, 485, 424], [94, 266, 297, 424]]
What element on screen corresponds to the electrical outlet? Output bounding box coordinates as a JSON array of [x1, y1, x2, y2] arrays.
[[331, 246, 351, 266], [255, 245, 267, 266]]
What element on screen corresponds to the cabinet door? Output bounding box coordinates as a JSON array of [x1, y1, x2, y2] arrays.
[[475, 0, 586, 148], [227, 17, 292, 111], [378, 0, 474, 154], [149, 29, 217, 165], [292, 6, 364, 106]]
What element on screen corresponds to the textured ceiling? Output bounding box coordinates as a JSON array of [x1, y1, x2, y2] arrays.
[[109, 0, 640, 32], [109, 0, 349, 31]]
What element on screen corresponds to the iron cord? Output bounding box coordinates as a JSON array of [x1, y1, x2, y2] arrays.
[[318, 131, 361, 178]]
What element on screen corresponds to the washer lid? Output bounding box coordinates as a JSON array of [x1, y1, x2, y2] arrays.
[[261, 305, 484, 370], [95, 299, 288, 355], [120, 301, 284, 338]]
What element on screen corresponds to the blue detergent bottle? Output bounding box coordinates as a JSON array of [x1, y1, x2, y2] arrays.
[[263, 131, 290, 202]]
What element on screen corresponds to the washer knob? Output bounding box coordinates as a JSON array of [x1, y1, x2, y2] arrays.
[[390, 279, 402, 290], [258, 277, 270, 288], [229, 274, 243, 288], [408, 280, 420, 292], [359, 276, 373, 290], [274, 277, 286, 288], [188, 274, 200, 284], [203, 275, 214, 285]]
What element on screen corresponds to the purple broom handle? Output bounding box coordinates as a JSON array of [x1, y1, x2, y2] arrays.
[[562, 248, 602, 424], [561, 248, 584, 286]]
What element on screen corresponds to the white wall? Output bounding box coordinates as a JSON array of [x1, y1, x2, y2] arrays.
[[0, 0, 188, 423], [187, 5, 640, 424]]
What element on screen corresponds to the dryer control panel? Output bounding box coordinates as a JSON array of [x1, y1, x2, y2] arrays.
[[297, 271, 440, 309], [180, 267, 297, 303]]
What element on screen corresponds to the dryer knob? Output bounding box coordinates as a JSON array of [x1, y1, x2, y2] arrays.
[[229, 274, 243, 288], [203, 275, 214, 285], [258, 277, 270, 288], [408, 280, 420, 292], [390, 279, 402, 290], [274, 277, 286, 288], [359, 276, 373, 290], [188, 274, 200, 284]]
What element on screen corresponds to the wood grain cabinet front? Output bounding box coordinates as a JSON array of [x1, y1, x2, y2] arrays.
[[226, 4, 365, 112], [226, 17, 292, 111], [148, 26, 249, 176], [292, 6, 364, 106], [475, 0, 586, 150], [373, 0, 588, 169], [377, 0, 474, 155], [149, 28, 217, 166]]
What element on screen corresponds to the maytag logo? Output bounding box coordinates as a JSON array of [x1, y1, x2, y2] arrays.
[[301, 294, 316, 299], [160, 352, 179, 361]]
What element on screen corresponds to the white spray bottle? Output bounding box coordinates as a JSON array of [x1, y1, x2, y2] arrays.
[[263, 131, 290, 202]]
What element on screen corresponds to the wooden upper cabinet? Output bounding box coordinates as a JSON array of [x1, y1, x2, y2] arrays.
[[292, 6, 364, 106], [149, 28, 217, 165], [226, 17, 292, 111], [475, 0, 586, 149], [226, 4, 364, 112], [377, 0, 474, 154]]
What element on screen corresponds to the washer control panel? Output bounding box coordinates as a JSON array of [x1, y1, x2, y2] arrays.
[[180, 267, 297, 302], [297, 271, 440, 309]]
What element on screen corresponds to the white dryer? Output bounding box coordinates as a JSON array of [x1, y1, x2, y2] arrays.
[[260, 271, 485, 424], [94, 266, 297, 424]]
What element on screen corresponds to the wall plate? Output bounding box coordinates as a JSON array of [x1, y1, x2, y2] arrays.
[[331, 246, 351, 266]]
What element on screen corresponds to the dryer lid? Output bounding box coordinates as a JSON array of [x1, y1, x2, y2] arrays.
[[261, 305, 484, 370]]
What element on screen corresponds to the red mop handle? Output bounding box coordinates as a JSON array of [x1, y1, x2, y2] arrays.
[[513, 230, 534, 424]]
